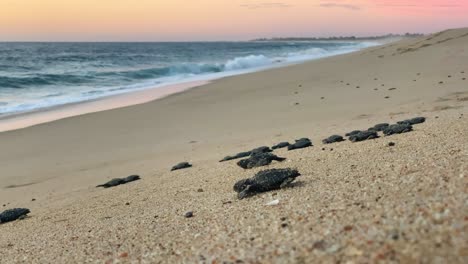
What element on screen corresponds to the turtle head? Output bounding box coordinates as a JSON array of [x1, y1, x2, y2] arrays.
[[233, 178, 252, 193]]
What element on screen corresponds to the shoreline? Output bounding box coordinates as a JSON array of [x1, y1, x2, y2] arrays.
[[0, 40, 384, 133], [0, 80, 210, 133]]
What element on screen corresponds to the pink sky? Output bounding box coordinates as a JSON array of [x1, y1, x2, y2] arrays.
[[0, 0, 467, 41]]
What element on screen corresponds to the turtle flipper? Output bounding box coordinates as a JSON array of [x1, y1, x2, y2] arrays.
[[238, 185, 252, 199], [280, 177, 295, 188]]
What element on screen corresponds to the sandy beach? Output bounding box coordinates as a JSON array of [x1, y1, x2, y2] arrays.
[[1, 28, 467, 263]]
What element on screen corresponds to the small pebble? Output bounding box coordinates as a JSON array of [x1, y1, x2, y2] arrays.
[[343, 225, 353, 231], [197, 188, 204, 192], [31, 198, 36, 201], [346, 83, 350, 85], [439, 81, 443, 84], [125, 202, 130, 205], [185, 211, 194, 218], [281, 223, 288, 228], [384, 96, 390, 99], [295, 102, 299, 105], [388, 142, 395, 147], [381, 84, 385, 86], [448, 75, 451, 78], [321, 97, 325, 99], [280, 217, 287, 221], [462, 78, 466, 80], [356, 86, 360, 88]]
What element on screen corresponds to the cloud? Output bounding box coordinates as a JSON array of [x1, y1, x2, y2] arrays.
[[240, 2, 292, 9], [319, 2, 361, 10]]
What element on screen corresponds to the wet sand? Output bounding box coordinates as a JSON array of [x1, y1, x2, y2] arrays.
[[0, 28, 467, 263]]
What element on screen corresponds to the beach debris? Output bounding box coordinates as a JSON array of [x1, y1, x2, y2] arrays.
[[184, 211, 193, 218], [388, 142, 396, 147], [369, 123, 389, 132], [383, 124, 413, 136], [237, 153, 286, 169], [345, 130, 362, 137], [0, 208, 30, 224], [384, 96, 390, 99], [266, 199, 280, 206], [439, 81, 443, 84], [349, 131, 379, 142], [397, 116, 426, 125], [322, 135, 345, 144], [233, 168, 301, 199], [197, 188, 204, 192], [96, 175, 140, 188], [448, 75, 452, 78], [287, 138, 312, 151], [171, 162, 192, 171], [388, 87, 397, 90], [272, 142, 290, 150]]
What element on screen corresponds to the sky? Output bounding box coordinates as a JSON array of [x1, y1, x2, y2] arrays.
[[0, 0, 467, 41]]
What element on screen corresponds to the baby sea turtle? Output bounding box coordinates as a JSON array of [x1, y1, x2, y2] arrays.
[[322, 135, 345, 144], [288, 138, 312, 150], [233, 168, 301, 199], [369, 123, 390, 132], [0, 208, 30, 224], [171, 162, 192, 171], [220, 151, 252, 162], [349, 131, 379, 142], [272, 142, 290, 150], [96, 175, 141, 188], [397, 117, 426, 125], [237, 153, 286, 169], [383, 124, 413, 136], [345, 130, 362, 137], [251, 146, 273, 155]]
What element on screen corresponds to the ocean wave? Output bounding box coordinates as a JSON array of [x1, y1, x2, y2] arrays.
[[0, 74, 93, 89]]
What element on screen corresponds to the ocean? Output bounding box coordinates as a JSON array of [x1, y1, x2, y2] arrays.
[[0, 41, 377, 116]]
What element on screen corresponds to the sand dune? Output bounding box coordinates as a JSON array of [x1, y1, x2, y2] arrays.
[[0, 28, 467, 263]]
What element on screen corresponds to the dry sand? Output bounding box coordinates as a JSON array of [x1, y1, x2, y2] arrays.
[[0, 28, 467, 263]]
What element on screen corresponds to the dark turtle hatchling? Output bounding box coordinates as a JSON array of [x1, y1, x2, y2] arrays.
[[219, 151, 252, 162], [171, 162, 192, 171], [322, 135, 345, 144], [272, 142, 290, 150], [233, 168, 301, 199], [288, 138, 312, 150], [237, 152, 286, 169], [0, 208, 30, 224], [345, 130, 362, 137], [369, 123, 389, 132], [349, 130, 379, 142], [397, 117, 426, 125], [250, 146, 272, 155], [96, 175, 141, 188], [383, 123, 413, 136]]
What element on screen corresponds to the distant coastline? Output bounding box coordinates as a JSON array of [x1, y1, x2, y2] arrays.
[[251, 33, 424, 42]]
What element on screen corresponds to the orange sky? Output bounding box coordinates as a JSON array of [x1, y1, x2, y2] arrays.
[[0, 0, 467, 41]]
